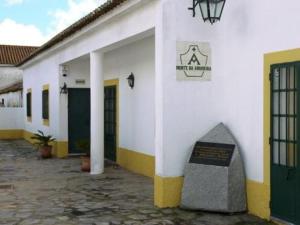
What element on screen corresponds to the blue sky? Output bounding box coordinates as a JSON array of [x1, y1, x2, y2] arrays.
[[0, 0, 68, 34], [0, 0, 106, 46]]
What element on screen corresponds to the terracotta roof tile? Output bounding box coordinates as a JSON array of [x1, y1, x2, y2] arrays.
[[18, 0, 128, 67], [0, 45, 38, 65]]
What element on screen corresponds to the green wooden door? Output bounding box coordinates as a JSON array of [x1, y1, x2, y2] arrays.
[[68, 88, 90, 154], [104, 86, 117, 161], [270, 62, 300, 223]]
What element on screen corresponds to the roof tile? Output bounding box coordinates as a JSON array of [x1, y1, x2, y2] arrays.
[[0, 45, 38, 65]]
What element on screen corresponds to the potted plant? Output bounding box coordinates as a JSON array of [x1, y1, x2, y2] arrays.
[[31, 130, 56, 159], [76, 139, 90, 172]]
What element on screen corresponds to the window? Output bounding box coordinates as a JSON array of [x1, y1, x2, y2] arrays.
[[26, 90, 32, 121], [42, 90, 49, 120], [42, 85, 49, 126]]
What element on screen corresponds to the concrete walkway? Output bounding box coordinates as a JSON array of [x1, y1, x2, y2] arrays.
[[0, 140, 274, 225]]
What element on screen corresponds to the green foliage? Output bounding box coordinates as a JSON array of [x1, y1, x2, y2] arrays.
[[75, 139, 90, 156], [31, 130, 56, 147]]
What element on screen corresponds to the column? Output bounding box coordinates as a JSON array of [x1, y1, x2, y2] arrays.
[[90, 51, 104, 175]]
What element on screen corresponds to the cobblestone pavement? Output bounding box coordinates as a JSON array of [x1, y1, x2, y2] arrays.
[[0, 140, 274, 225]]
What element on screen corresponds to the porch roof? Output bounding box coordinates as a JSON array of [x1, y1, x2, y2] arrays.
[[0, 81, 22, 95], [17, 0, 128, 67]]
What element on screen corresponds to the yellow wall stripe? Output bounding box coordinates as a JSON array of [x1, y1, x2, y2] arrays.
[[154, 175, 184, 208], [0, 130, 23, 139], [117, 147, 155, 178]]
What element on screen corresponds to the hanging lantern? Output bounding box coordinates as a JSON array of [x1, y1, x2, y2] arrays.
[[189, 0, 226, 24]]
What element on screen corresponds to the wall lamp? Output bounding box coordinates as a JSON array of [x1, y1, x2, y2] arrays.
[[127, 73, 135, 89], [189, 0, 226, 24], [60, 82, 68, 94]]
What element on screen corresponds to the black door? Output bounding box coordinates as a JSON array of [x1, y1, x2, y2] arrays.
[[68, 89, 90, 154], [104, 86, 117, 161], [270, 62, 300, 223]]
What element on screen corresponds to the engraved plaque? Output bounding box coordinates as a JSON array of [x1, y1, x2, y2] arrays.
[[189, 142, 234, 167]]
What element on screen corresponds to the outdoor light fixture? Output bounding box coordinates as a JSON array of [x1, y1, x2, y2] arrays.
[[61, 65, 69, 77], [60, 82, 68, 94], [127, 73, 135, 89], [189, 0, 226, 24]]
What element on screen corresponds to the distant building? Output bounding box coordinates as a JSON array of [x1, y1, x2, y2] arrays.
[[0, 45, 38, 107]]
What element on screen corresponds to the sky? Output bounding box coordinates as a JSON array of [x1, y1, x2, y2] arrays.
[[0, 0, 107, 46]]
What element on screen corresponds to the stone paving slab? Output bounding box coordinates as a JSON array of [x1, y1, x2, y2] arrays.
[[0, 140, 274, 225]]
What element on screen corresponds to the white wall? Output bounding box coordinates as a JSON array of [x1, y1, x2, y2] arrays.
[[58, 37, 155, 156], [155, 0, 300, 182], [104, 36, 155, 156], [0, 66, 22, 89], [0, 108, 24, 129], [22, 0, 157, 145], [22, 54, 60, 138], [0, 90, 23, 107]]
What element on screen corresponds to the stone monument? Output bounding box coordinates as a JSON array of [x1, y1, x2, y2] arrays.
[[181, 123, 247, 213]]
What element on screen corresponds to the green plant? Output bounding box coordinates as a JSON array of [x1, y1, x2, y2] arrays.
[[31, 130, 56, 147], [75, 139, 90, 156]]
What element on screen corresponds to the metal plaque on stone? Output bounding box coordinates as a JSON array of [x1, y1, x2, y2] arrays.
[[181, 123, 247, 213]]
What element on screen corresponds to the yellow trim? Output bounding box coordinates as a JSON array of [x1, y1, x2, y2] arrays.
[[42, 84, 50, 127], [27, 88, 32, 122], [154, 175, 184, 208], [247, 180, 270, 219], [0, 130, 23, 139], [53, 141, 68, 158], [43, 119, 49, 126], [23, 130, 34, 144], [117, 148, 155, 178], [261, 48, 300, 220]]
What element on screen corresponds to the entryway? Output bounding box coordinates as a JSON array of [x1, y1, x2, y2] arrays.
[[68, 88, 90, 154], [68, 86, 117, 160], [104, 85, 117, 161], [270, 62, 300, 224]]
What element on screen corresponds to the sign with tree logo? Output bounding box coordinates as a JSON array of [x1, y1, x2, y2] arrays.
[[176, 41, 211, 81]]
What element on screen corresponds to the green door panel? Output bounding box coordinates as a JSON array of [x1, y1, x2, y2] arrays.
[[270, 63, 300, 224], [68, 89, 90, 154], [104, 86, 117, 161]]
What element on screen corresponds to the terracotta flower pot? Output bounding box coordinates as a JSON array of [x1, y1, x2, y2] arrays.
[[81, 156, 90, 172], [39, 146, 52, 159]]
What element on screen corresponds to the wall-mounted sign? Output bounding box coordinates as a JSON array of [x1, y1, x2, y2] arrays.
[[75, 79, 86, 85], [176, 41, 211, 81]]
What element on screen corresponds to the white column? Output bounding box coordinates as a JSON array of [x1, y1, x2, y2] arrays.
[[90, 51, 104, 175]]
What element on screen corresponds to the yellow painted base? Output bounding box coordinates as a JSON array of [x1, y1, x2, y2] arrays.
[[246, 180, 270, 219], [117, 148, 155, 178], [23, 130, 35, 143], [53, 141, 68, 158], [154, 175, 184, 208], [0, 130, 23, 139]]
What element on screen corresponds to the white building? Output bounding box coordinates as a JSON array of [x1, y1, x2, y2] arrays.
[[7, 0, 300, 223], [0, 45, 38, 107]]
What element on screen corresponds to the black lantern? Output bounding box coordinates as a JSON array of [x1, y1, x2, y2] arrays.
[[60, 82, 68, 94], [127, 73, 134, 89], [189, 0, 226, 24]]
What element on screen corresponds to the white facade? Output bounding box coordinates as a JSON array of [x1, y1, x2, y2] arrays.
[[0, 108, 24, 129], [0, 66, 22, 89], [19, 0, 300, 218]]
